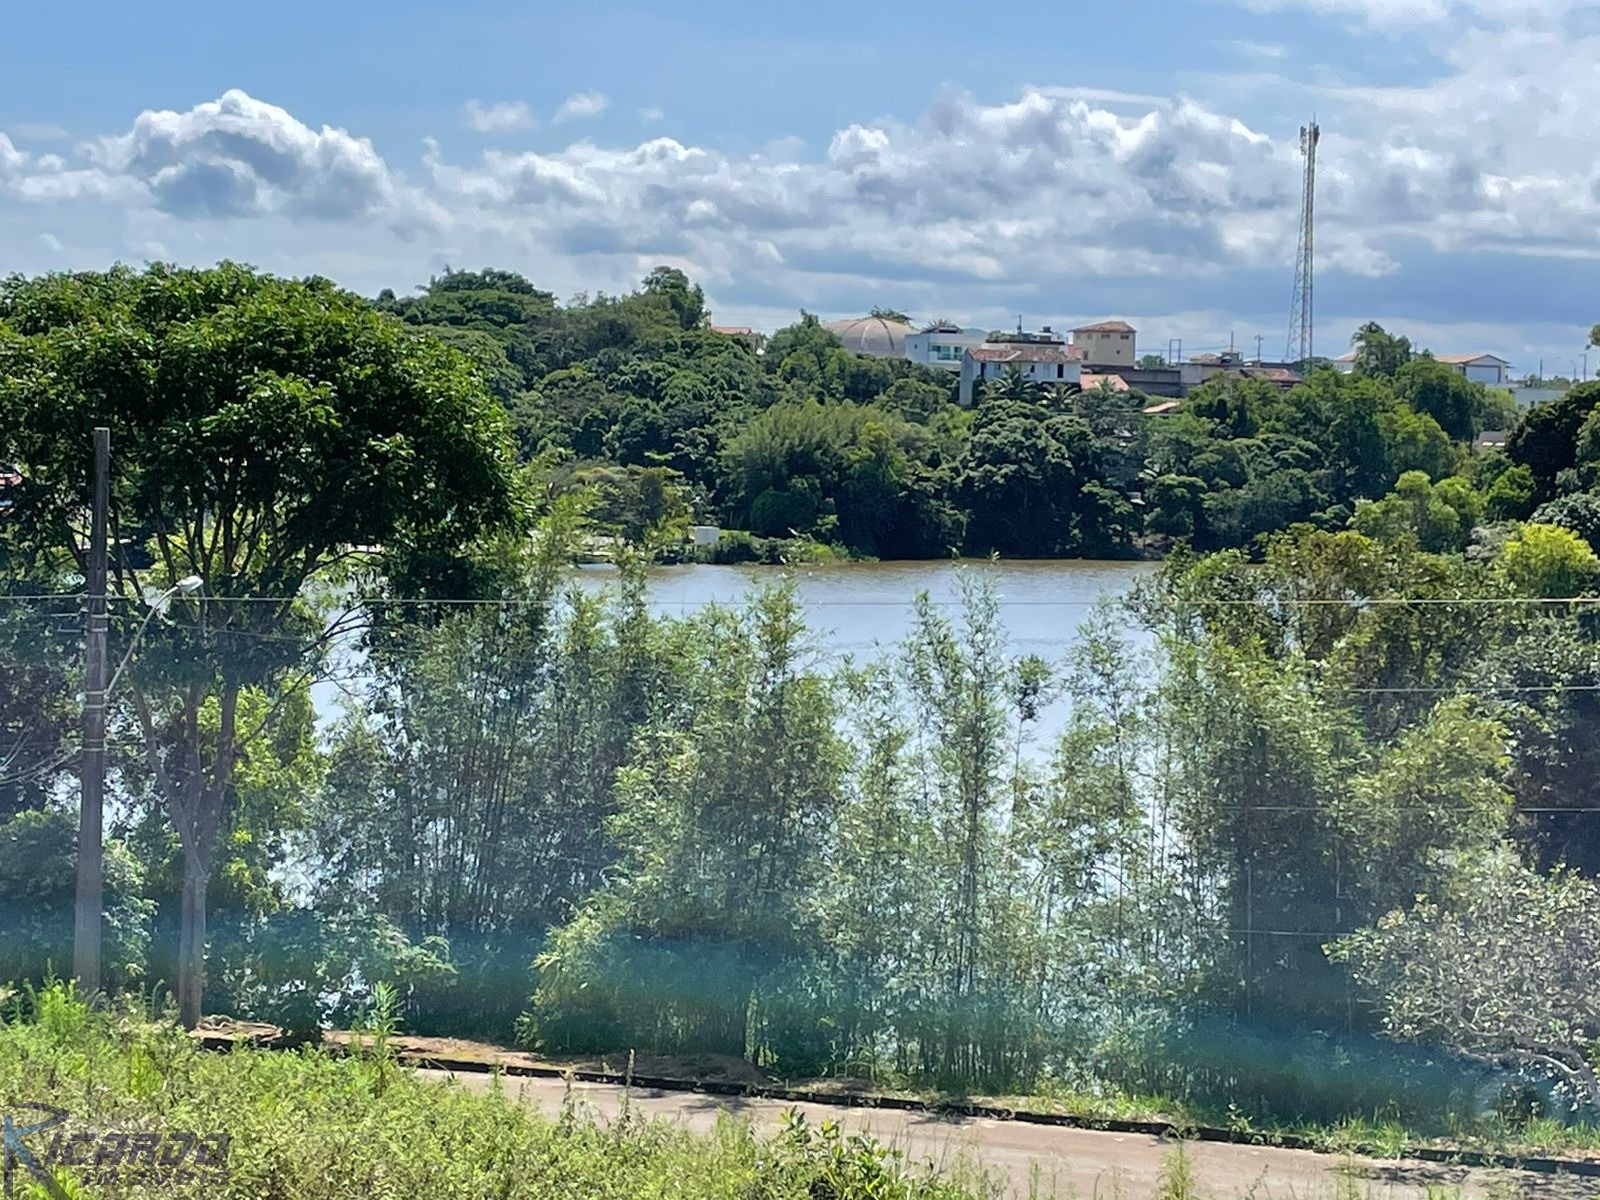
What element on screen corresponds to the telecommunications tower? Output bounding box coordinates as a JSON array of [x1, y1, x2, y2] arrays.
[[1285, 120, 1320, 367]]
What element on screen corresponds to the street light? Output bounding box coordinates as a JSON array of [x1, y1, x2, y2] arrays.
[[106, 575, 203, 695]]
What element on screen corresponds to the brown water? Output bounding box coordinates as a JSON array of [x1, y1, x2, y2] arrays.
[[575, 558, 1159, 661]]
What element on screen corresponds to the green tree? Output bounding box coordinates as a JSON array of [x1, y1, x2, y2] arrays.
[[530, 585, 847, 1063], [1332, 852, 1600, 1110], [1507, 382, 1600, 500], [1531, 492, 1600, 554], [1495, 523, 1600, 599], [0, 263, 519, 1024], [0, 808, 152, 989], [1485, 462, 1538, 521], [984, 364, 1043, 405], [1349, 321, 1413, 378], [1395, 357, 1480, 441], [1351, 471, 1482, 553], [957, 402, 1131, 557]]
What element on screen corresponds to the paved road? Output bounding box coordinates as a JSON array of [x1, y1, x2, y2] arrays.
[[419, 1068, 1599, 1199]]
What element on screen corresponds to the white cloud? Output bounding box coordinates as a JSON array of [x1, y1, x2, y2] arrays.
[[88, 89, 398, 220], [1233, 0, 1580, 28], [2, 55, 1599, 367], [1218, 39, 1288, 59], [553, 91, 609, 123], [464, 100, 536, 133], [37, 231, 63, 252], [639, 107, 665, 123], [11, 122, 70, 141], [0, 133, 26, 176]]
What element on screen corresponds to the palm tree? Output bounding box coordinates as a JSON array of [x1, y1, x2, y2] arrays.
[[983, 363, 1043, 405]]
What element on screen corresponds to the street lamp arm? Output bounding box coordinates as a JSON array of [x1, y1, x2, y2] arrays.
[[104, 576, 204, 698]]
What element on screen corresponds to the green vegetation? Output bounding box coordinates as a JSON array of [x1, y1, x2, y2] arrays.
[[7, 262, 1600, 1159], [375, 269, 1526, 560], [0, 983, 993, 1199]]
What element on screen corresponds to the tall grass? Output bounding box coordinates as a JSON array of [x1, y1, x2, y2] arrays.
[[0, 983, 990, 1200]]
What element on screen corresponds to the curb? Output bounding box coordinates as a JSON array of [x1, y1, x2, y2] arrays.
[[194, 1035, 1600, 1180], [388, 1049, 1600, 1179]]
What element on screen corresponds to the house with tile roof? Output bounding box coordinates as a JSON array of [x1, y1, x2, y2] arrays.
[[959, 342, 1083, 406]]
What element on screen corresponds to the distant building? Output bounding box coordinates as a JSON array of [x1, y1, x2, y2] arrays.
[[1476, 430, 1510, 450], [1333, 350, 1511, 387], [1079, 371, 1131, 393], [960, 343, 1082, 406], [1178, 351, 1301, 392], [710, 325, 768, 354], [824, 315, 917, 359], [1436, 354, 1512, 387], [905, 323, 989, 372], [1071, 320, 1137, 367]]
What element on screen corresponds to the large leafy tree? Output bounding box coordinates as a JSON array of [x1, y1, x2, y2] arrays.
[[1508, 382, 1600, 501], [0, 262, 519, 1024], [1332, 854, 1600, 1110], [1349, 321, 1413, 378], [957, 401, 1133, 557]]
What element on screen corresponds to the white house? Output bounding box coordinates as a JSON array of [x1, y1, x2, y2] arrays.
[[959, 344, 1082, 406], [1436, 354, 1512, 387], [1333, 350, 1510, 386], [904, 323, 989, 372], [1071, 320, 1137, 367]]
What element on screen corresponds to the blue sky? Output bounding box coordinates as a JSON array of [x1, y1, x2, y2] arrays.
[[3, 0, 1597, 375]]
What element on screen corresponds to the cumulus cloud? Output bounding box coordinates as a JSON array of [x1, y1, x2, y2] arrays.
[[0, 133, 26, 176], [465, 100, 536, 133], [88, 89, 397, 220], [553, 91, 609, 123], [1, 50, 1598, 364]]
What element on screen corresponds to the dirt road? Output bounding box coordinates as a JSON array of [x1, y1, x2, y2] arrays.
[[419, 1068, 1598, 1199]]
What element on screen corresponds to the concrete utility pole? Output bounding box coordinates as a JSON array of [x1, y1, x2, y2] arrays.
[[74, 427, 110, 994]]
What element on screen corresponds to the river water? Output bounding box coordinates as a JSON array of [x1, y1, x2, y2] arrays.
[[315, 560, 1158, 725], [575, 558, 1159, 660]]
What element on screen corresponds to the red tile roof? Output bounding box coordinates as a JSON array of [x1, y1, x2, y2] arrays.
[[711, 325, 754, 336], [969, 345, 1080, 365], [1142, 401, 1182, 415], [1080, 371, 1131, 392], [1072, 320, 1136, 334], [1240, 366, 1303, 384]]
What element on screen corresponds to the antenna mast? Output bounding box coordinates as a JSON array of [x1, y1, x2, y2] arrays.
[[1286, 119, 1320, 366]]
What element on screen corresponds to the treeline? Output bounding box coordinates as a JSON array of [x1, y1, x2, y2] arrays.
[[375, 270, 1528, 560]]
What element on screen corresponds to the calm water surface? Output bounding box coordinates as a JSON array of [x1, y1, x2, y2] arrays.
[[575, 559, 1159, 660], [314, 560, 1158, 726]]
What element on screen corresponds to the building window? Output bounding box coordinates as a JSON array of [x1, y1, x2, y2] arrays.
[[1120, 333, 1130, 340], [1057, 364, 1064, 378]]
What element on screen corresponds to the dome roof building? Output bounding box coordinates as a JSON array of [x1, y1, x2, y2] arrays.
[[824, 315, 916, 359]]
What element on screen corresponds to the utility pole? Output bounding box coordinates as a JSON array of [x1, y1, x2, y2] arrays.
[[74, 426, 110, 994], [1255, 334, 1264, 363]]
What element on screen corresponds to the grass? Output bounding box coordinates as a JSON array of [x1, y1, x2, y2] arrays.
[[0, 983, 996, 1200], [0, 988, 1555, 1199]]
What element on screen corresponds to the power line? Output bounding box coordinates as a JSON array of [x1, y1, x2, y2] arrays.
[[3, 593, 1600, 609]]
